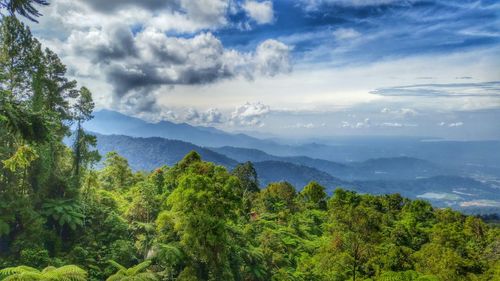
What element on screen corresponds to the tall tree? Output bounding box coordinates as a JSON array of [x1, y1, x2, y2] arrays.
[[232, 161, 259, 193], [100, 151, 134, 190], [72, 86, 99, 180], [166, 156, 242, 280]]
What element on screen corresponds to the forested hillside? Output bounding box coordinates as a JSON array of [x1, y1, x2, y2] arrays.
[[0, 5, 499, 281], [91, 134, 500, 213]]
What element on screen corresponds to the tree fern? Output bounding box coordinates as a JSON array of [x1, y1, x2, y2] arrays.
[[106, 260, 157, 281], [0, 265, 87, 281]]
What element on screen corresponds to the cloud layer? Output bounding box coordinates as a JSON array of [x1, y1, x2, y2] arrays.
[[371, 82, 500, 97], [25, 0, 500, 138]]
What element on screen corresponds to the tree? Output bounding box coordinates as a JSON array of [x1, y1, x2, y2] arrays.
[[106, 260, 157, 281], [300, 181, 327, 209], [41, 198, 84, 232], [100, 151, 134, 190], [0, 265, 87, 280], [311, 190, 383, 281], [72, 86, 99, 179], [258, 181, 296, 214], [0, 0, 49, 22], [232, 161, 259, 193], [166, 163, 242, 280]]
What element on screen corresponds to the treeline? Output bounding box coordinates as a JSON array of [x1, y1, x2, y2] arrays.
[[0, 9, 500, 281]]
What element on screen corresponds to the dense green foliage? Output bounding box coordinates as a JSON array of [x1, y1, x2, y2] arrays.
[[0, 12, 499, 281]]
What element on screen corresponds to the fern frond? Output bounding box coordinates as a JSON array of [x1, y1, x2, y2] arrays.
[[108, 260, 127, 272], [126, 261, 151, 276]]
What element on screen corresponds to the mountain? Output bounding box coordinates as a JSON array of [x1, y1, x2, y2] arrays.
[[86, 110, 277, 148], [253, 161, 350, 193], [86, 110, 500, 180], [94, 134, 238, 170], [211, 146, 449, 180]]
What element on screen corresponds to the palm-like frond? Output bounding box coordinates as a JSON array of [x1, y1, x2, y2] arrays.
[[155, 243, 183, 264], [108, 260, 127, 272], [126, 261, 151, 276], [43, 265, 87, 281], [106, 261, 157, 281], [0, 265, 87, 281], [0, 266, 39, 278]]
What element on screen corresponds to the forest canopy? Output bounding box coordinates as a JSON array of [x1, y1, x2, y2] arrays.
[[0, 5, 499, 281]]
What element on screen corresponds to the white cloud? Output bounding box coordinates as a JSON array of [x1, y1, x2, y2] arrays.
[[302, 0, 403, 10], [255, 39, 292, 76], [341, 118, 371, 129], [341, 118, 418, 129], [380, 122, 418, 128], [380, 107, 418, 117], [75, 0, 231, 32], [449, 122, 464, 127], [438, 121, 464, 127], [184, 108, 224, 125], [356, 118, 371, 128], [178, 0, 231, 27], [333, 28, 361, 40], [230, 102, 271, 127], [399, 108, 418, 117], [285, 122, 326, 129], [243, 0, 274, 24]]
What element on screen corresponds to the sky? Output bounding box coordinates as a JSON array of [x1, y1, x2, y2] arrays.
[[26, 0, 500, 140]]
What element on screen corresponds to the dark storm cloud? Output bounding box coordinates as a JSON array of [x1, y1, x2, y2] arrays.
[[371, 81, 500, 97], [105, 64, 169, 97], [105, 57, 232, 97], [95, 27, 137, 62], [69, 25, 291, 98]]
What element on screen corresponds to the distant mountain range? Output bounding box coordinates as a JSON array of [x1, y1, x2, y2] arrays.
[[211, 146, 450, 181], [92, 133, 500, 212], [85, 110, 500, 213], [86, 110, 276, 149], [87, 110, 500, 177]]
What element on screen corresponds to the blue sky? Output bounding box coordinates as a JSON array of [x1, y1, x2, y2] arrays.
[[27, 0, 500, 139]]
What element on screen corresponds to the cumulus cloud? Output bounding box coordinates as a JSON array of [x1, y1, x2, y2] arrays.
[[243, 0, 274, 24], [254, 39, 292, 76], [230, 102, 271, 127], [439, 121, 464, 127], [184, 108, 224, 125], [79, 0, 231, 29], [63, 26, 291, 112], [25, 0, 292, 117], [341, 118, 371, 128], [380, 107, 418, 117]]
